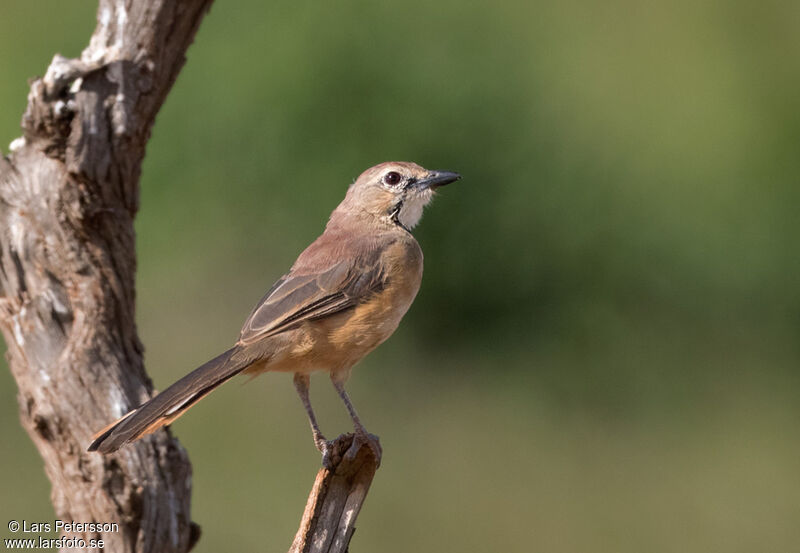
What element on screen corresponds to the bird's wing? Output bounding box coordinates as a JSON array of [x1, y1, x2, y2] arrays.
[[237, 249, 385, 345]]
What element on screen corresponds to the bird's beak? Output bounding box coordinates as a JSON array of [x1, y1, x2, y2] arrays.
[[417, 170, 461, 190]]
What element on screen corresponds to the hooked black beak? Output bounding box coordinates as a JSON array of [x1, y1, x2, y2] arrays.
[[417, 170, 461, 190]]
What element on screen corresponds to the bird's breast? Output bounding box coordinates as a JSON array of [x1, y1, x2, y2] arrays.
[[270, 237, 424, 373], [325, 238, 423, 363]]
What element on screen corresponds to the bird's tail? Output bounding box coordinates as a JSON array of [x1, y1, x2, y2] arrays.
[[88, 347, 249, 454]]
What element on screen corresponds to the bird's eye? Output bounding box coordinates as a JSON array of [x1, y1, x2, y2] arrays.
[[383, 171, 402, 186]]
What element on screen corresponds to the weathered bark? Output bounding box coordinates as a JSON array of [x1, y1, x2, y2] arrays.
[[289, 435, 379, 553], [0, 1, 213, 552]]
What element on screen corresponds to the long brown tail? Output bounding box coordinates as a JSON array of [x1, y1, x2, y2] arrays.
[[88, 347, 249, 454]]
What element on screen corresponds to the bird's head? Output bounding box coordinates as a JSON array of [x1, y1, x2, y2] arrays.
[[336, 161, 461, 231]]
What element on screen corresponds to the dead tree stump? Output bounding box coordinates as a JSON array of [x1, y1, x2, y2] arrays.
[[0, 1, 213, 551]]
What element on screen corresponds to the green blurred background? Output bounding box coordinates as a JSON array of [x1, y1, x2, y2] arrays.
[[2, 1, 799, 551]]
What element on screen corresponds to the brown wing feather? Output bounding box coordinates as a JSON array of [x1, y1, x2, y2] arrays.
[[238, 237, 387, 345]]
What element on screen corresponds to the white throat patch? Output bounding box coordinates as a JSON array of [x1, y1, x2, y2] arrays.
[[397, 188, 434, 229]]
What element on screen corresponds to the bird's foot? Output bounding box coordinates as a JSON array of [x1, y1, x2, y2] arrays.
[[314, 432, 381, 469], [346, 429, 382, 467], [314, 435, 337, 470]]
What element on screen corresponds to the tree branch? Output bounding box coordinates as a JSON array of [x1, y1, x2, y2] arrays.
[[0, 1, 213, 551], [289, 435, 379, 553]]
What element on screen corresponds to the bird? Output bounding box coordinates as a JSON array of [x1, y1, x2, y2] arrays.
[[88, 161, 460, 465]]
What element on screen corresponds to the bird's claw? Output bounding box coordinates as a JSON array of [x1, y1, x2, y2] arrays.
[[314, 436, 337, 470], [346, 430, 382, 467], [313, 431, 381, 469]]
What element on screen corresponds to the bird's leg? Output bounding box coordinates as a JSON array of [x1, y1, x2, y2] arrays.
[[330, 373, 382, 465], [293, 373, 333, 466]]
